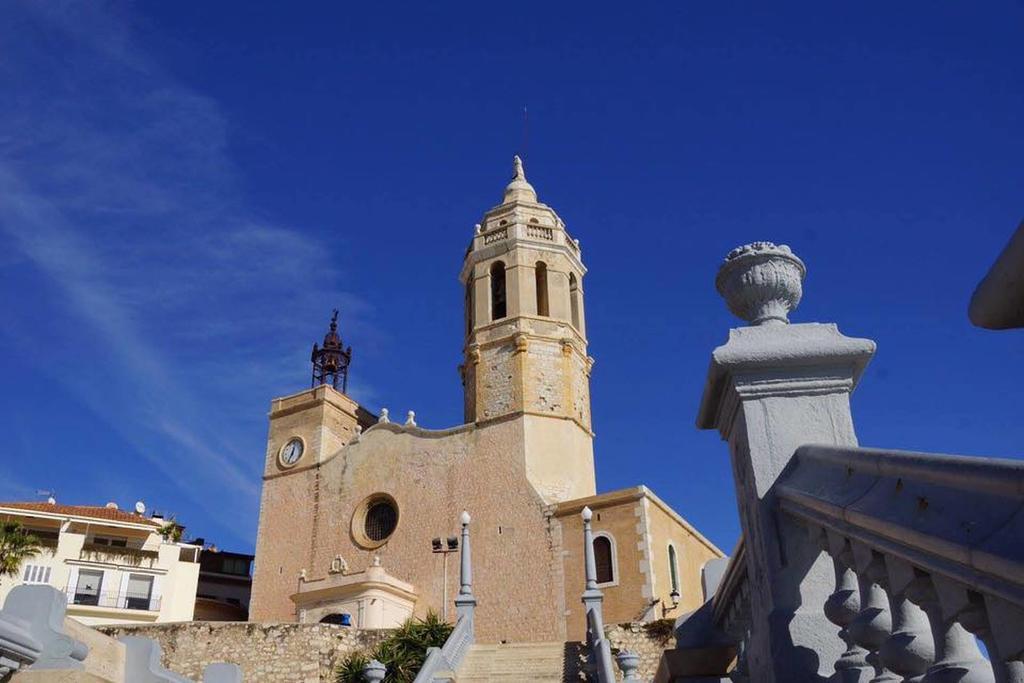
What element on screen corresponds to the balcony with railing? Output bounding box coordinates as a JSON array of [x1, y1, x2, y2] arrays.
[[66, 589, 161, 613]]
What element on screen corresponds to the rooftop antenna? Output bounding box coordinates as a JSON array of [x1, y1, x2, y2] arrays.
[[522, 105, 529, 162]]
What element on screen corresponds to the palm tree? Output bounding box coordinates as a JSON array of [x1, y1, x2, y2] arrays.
[[0, 522, 43, 580]]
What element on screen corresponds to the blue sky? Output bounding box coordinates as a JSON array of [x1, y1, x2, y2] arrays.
[[1, 2, 1022, 554]]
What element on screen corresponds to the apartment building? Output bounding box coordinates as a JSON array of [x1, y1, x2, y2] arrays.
[[0, 500, 201, 626]]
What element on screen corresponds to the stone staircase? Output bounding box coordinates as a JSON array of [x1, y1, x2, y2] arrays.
[[449, 641, 576, 682]]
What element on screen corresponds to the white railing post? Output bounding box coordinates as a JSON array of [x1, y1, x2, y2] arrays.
[[454, 510, 476, 626], [581, 506, 604, 633], [698, 242, 876, 682]]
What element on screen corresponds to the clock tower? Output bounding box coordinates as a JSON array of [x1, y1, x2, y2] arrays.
[[249, 313, 373, 619]]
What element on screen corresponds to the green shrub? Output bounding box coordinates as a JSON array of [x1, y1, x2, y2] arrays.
[[336, 611, 453, 683]]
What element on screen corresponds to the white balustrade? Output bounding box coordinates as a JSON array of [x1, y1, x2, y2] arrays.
[[696, 242, 1024, 683]]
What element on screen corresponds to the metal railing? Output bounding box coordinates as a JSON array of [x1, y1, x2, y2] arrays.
[[65, 590, 160, 612]]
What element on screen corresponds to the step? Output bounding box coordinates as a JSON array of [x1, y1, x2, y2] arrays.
[[454, 642, 571, 682]]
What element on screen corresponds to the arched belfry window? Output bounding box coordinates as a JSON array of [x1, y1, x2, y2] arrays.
[[593, 534, 616, 585], [668, 544, 680, 595], [535, 262, 549, 317], [465, 281, 474, 335], [569, 273, 581, 329], [490, 261, 507, 320]]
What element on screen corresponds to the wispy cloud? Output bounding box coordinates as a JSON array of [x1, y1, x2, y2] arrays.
[[0, 3, 374, 544]]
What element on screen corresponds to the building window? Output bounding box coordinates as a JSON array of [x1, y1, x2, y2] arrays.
[[535, 262, 549, 316], [22, 564, 51, 584], [222, 557, 251, 576], [353, 493, 400, 548], [465, 280, 474, 335], [490, 261, 507, 320], [593, 534, 616, 585], [569, 272, 580, 329], [668, 544, 680, 595], [365, 500, 398, 542], [125, 574, 154, 611], [74, 569, 104, 606]]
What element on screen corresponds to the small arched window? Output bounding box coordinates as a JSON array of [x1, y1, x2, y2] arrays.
[[593, 535, 615, 584], [668, 544, 680, 595], [535, 262, 549, 317], [569, 272, 580, 329], [490, 261, 507, 320]]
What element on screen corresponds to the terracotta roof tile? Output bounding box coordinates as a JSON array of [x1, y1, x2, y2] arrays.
[[0, 501, 163, 526]]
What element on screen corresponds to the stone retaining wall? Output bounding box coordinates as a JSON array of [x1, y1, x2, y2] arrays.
[[605, 620, 674, 681], [97, 621, 389, 683]]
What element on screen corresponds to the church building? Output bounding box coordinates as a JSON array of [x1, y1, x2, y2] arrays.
[[249, 158, 722, 642]]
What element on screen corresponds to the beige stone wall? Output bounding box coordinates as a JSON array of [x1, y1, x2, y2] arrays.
[[555, 488, 724, 641], [96, 622, 389, 683], [251, 414, 569, 643], [250, 462, 319, 621], [643, 491, 723, 619], [250, 387, 363, 622], [477, 341, 516, 419], [557, 493, 650, 640], [605, 621, 676, 682]]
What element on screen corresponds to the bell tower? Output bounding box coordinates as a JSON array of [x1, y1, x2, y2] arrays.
[[459, 157, 596, 502]]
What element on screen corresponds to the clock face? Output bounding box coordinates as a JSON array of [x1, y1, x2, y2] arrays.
[[279, 438, 304, 467]]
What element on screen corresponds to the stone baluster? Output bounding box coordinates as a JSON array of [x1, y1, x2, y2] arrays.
[[957, 601, 1017, 683], [846, 546, 900, 683], [904, 574, 993, 683], [930, 578, 1021, 683], [822, 533, 872, 683], [879, 556, 934, 683], [985, 597, 1024, 683]]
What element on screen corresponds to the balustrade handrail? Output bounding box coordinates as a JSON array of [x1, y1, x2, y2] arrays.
[[586, 607, 616, 683], [777, 443, 1024, 610], [771, 442, 1024, 680], [412, 613, 471, 683], [710, 537, 747, 628], [789, 444, 1024, 498]]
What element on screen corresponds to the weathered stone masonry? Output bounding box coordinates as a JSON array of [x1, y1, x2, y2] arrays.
[[97, 622, 389, 683]]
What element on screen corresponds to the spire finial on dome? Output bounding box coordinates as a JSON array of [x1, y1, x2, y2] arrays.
[[512, 154, 525, 180], [503, 155, 537, 204]]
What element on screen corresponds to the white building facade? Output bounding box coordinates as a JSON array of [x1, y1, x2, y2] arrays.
[[0, 501, 201, 626]]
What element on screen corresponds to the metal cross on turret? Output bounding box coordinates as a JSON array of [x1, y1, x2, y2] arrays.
[[310, 309, 352, 392]]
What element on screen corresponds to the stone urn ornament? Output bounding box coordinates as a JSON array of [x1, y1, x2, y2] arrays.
[[362, 659, 386, 683], [615, 650, 642, 681], [715, 242, 806, 325]]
